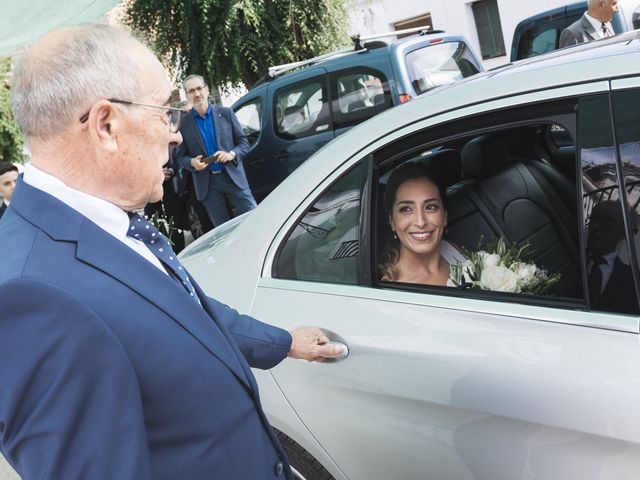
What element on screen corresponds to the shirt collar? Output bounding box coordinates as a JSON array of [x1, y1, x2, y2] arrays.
[[192, 104, 212, 119], [584, 12, 611, 34], [22, 163, 131, 241]]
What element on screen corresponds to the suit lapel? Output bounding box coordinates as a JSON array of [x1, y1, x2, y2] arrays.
[[186, 111, 207, 155], [13, 180, 251, 390], [582, 15, 598, 41], [210, 105, 223, 151]]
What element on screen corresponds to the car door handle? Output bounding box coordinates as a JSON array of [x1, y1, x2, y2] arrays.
[[317, 328, 349, 363], [274, 152, 290, 161], [320, 341, 349, 363]]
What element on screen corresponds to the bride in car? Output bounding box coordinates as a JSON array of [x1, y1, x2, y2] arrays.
[[379, 162, 464, 285]]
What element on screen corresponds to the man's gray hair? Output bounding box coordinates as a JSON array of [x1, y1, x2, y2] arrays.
[[11, 25, 144, 145], [183, 74, 205, 88]]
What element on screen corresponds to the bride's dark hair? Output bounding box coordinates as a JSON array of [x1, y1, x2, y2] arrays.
[[379, 162, 448, 281]]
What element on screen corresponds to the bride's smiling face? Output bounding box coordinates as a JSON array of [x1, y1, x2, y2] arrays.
[[390, 177, 447, 258]]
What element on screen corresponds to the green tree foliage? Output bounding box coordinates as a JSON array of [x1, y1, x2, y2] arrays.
[[0, 57, 25, 163], [122, 0, 349, 89]]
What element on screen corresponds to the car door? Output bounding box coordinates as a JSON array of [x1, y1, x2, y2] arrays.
[[250, 82, 640, 480], [233, 94, 272, 201]]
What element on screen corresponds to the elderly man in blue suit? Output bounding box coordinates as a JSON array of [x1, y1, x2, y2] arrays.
[[175, 74, 256, 227], [0, 25, 341, 480]]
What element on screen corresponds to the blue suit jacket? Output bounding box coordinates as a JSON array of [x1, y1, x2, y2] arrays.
[[176, 105, 251, 200], [0, 179, 293, 479]]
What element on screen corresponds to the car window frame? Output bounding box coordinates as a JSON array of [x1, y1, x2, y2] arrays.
[[261, 80, 639, 334]]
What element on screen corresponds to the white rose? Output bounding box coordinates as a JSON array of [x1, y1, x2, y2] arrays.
[[480, 264, 521, 292], [513, 262, 537, 280], [482, 253, 501, 267]]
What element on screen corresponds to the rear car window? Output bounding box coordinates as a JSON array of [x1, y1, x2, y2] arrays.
[[406, 42, 480, 95]]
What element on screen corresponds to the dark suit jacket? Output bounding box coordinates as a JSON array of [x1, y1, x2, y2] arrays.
[[0, 178, 293, 479], [0, 202, 6, 221], [559, 13, 598, 47], [176, 105, 251, 200], [596, 257, 639, 314]]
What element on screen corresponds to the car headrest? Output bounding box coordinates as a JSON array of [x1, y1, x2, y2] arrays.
[[417, 148, 462, 188], [461, 134, 510, 178]]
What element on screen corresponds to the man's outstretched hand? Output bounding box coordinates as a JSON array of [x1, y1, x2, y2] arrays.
[[288, 327, 344, 362]]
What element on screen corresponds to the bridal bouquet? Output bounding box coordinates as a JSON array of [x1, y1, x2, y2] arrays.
[[449, 238, 560, 294]]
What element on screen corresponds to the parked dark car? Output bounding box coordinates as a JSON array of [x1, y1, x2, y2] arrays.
[[510, 0, 639, 62], [232, 28, 483, 201]]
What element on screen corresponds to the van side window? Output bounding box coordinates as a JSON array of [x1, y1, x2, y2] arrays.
[[331, 69, 391, 127], [274, 161, 366, 284], [234, 98, 262, 146], [274, 78, 330, 139]]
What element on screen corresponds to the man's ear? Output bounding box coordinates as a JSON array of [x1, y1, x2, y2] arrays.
[[87, 100, 122, 153]]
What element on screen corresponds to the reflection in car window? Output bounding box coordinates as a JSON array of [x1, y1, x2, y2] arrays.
[[406, 42, 480, 95], [275, 162, 365, 284], [579, 94, 639, 314], [274, 79, 329, 139], [235, 99, 262, 146]]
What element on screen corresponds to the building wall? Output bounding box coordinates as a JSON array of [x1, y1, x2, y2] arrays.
[[347, 0, 580, 69]]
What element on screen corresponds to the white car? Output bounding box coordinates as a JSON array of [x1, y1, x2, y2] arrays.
[[181, 32, 640, 480]]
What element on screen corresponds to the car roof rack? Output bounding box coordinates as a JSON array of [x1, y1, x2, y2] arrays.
[[350, 25, 444, 50], [261, 25, 445, 84]]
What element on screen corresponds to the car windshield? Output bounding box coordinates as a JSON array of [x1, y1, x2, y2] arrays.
[[406, 41, 480, 95]]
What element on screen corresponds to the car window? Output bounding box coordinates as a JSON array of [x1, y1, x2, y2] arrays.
[[234, 98, 262, 146], [578, 94, 639, 314], [274, 78, 330, 139], [331, 68, 391, 127], [274, 161, 366, 284], [372, 101, 587, 305], [516, 23, 560, 60], [406, 42, 480, 95]]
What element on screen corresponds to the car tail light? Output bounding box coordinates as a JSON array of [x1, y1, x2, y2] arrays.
[[399, 94, 412, 103], [429, 38, 444, 44]]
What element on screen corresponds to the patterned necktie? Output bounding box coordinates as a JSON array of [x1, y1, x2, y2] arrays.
[[601, 22, 610, 37], [127, 213, 201, 305]]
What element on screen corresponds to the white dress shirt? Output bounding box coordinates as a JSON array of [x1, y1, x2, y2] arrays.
[[23, 164, 167, 273], [584, 12, 614, 39]]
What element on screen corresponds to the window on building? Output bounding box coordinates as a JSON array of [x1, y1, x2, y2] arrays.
[[472, 0, 506, 59], [394, 14, 433, 38]]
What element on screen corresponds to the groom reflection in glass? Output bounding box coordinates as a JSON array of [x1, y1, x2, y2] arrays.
[[587, 200, 639, 314]]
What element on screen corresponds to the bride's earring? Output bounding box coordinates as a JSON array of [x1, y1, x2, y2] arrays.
[[392, 230, 397, 240]]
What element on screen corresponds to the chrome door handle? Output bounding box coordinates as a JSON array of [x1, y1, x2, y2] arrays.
[[321, 341, 349, 363]]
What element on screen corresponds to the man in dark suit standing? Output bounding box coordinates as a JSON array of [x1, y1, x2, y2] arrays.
[[0, 162, 18, 221], [587, 200, 639, 314], [175, 75, 256, 227], [559, 0, 619, 47], [1, 25, 341, 479]]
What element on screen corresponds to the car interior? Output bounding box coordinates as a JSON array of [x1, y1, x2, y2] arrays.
[[376, 122, 584, 299]]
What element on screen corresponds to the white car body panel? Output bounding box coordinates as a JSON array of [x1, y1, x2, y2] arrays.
[[181, 32, 640, 480]]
